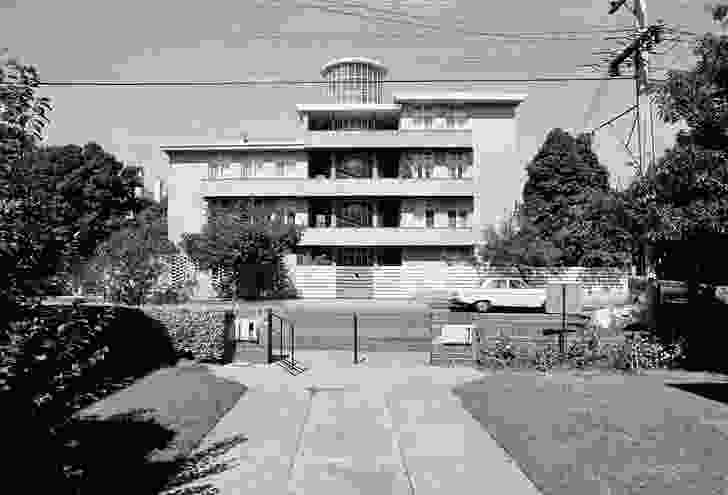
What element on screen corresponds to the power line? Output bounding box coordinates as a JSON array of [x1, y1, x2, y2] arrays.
[[29, 75, 644, 87], [587, 104, 638, 134], [287, 0, 636, 41], [298, 0, 636, 37]]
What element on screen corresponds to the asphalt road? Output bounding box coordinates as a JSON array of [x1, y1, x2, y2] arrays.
[[238, 299, 576, 339], [278, 299, 433, 339]]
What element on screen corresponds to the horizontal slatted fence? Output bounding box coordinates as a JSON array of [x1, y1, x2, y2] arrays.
[[290, 264, 629, 299]]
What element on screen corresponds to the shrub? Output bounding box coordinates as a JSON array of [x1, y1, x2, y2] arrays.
[[142, 307, 232, 363], [2, 303, 116, 428], [2, 302, 181, 490], [146, 280, 195, 305]]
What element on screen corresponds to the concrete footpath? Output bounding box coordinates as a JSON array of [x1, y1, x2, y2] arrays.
[[167, 351, 542, 494]]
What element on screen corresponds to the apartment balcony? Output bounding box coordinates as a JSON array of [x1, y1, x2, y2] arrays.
[[200, 177, 474, 198], [303, 129, 472, 149], [299, 227, 477, 247]]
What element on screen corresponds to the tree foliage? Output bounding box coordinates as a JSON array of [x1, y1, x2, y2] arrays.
[[181, 204, 302, 298], [635, 23, 728, 242], [521, 128, 631, 266], [90, 201, 177, 305], [0, 49, 51, 169], [480, 203, 562, 269], [0, 143, 147, 298]]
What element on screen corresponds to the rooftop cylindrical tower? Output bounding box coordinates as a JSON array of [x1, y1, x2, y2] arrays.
[[321, 57, 387, 104]]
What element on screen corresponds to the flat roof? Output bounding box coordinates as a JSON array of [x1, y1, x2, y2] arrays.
[[160, 140, 304, 153], [320, 57, 388, 77], [393, 93, 527, 105], [296, 103, 401, 115]]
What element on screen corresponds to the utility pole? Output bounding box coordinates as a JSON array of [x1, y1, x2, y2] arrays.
[[607, 0, 662, 176], [607, 0, 663, 277]]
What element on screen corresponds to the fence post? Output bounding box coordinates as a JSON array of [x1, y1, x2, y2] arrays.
[[222, 310, 236, 364], [353, 312, 359, 364], [267, 308, 273, 364]]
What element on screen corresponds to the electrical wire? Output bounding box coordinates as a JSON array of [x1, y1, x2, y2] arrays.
[[27, 75, 639, 87], [625, 111, 637, 149], [609, 119, 642, 169], [286, 0, 636, 41], [298, 0, 637, 37], [587, 104, 638, 134]]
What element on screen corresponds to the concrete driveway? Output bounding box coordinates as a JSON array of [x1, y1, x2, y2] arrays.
[[165, 352, 542, 495]]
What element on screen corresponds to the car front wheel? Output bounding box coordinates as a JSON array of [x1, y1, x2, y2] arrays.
[[474, 300, 491, 313]]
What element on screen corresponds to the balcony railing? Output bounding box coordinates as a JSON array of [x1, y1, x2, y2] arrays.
[[303, 129, 472, 148], [299, 226, 476, 247], [201, 177, 474, 197]]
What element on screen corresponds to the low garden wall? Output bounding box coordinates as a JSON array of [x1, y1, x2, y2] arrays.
[[293, 264, 630, 299]]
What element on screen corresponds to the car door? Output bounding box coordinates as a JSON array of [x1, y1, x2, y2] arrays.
[[508, 279, 529, 307], [488, 278, 509, 306]]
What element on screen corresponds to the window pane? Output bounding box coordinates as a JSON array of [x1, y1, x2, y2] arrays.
[[458, 210, 468, 227], [448, 210, 457, 228], [425, 209, 434, 228]]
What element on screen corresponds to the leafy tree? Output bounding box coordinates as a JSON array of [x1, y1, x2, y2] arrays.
[[478, 203, 562, 280], [181, 203, 302, 299], [1, 143, 147, 297], [0, 51, 52, 306], [0, 49, 51, 170], [482, 221, 562, 268], [627, 10, 728, 249], [522, 128, 629, 266], [90, 201, 177, 305]]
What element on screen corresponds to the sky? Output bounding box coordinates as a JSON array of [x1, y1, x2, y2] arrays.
[[0, 0, 717, 209]]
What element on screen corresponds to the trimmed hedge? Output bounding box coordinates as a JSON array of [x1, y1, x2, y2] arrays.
[[142, 307, 233, 364], [1, 302, 239, 494]]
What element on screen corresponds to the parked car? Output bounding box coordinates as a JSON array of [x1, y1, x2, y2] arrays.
[[448, 277, 547, 313]]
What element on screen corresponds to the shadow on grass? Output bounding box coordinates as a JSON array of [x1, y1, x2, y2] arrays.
[[667, 382, 728, 407], [56, 408, 246, 494]]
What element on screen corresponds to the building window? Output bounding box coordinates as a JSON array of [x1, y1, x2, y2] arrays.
[[458, 210, 468, 228], [412, 105, 425, 129], [452, 108, 468, 129], [422, 151, 434, 179], [377, 247, 403, 266], [241, 160, 253, 177], [209, 163, 223, 179], [249, 159, 263, 175], [276, 161, 285, 176], [448, 210, 457, 228], [287, 211, 296, 225], [340, 247, 374, 266], [425, 209, 435, 228]]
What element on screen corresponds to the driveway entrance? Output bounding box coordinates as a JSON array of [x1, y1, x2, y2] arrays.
[[336, 266, 374, 299]]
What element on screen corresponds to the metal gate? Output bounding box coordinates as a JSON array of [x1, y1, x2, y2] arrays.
[[336, 266, 374, 299], [267, 310, 305, 375]]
